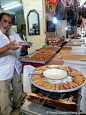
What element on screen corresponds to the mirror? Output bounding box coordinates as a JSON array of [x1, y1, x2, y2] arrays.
[[27, 9, 40, 35]]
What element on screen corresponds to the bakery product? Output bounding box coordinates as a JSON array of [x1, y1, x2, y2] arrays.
[[67, 66, 73, 73]]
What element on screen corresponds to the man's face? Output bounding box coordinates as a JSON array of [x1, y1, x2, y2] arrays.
[[0, 15, 12, 34]]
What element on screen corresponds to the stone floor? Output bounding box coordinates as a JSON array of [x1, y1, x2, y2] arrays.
[[10, 92, 27, 115]]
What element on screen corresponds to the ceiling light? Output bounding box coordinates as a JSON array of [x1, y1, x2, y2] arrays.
[[4, 3, 21, 10]]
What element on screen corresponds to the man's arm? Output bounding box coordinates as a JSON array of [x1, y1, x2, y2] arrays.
[[0, 40, 20, 55]]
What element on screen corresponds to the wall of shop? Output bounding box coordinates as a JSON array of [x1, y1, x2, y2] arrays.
[[22, 0, 46, 54], [16, 10, 25, 33], [56, 20, 67, 38]]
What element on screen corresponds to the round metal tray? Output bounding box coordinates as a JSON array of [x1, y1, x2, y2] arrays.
[[30, 65, 86, 93]]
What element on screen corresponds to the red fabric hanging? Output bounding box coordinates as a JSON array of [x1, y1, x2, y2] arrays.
[[49, 1, 52, 4], [48, 0, 58, 5], [51, 0, 58, 5]]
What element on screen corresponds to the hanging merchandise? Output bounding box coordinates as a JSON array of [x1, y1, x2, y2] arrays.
[[51, 0, 58, 5], [47, 0, 58, 5], [49, 1, 52, 4], [67, 0, 74, 6]]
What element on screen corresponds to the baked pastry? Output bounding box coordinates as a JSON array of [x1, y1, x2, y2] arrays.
[[45, 85, 52, 89], [57, 53, 63, 59], [66, 81, 76, 88], [59, 84, 65, 90], [67, 84, 73, 89], [70, 73, 81, 77], [63, 83, 69, 89], [55, 84, 59, 90], [50, 84, 56, 90], [67, 66, 73, 73]]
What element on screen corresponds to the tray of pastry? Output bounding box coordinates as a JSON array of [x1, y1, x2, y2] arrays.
[[53, 54, 86, 61], [64, 43, 85, 46], [19, 50, 56, 64], [30, 65, 86, 93], [36, 46, 61, 53], [61, 47, 72, 50], [45, 59, 64, 65], [59, 50, 71, 54]]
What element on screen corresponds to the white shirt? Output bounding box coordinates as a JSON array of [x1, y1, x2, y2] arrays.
[[0, 30, 22, 81]]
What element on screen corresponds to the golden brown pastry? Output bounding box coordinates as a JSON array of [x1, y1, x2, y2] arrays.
[[33, 70, 43, 74], [58, 66, 64, 70], [33, 78, 43, 82], [33, 79, 43, 85], [59, 84, 65, 90], [67, 66, 73, 73], [55, 84, 59, 90], [72, 82, 78, 87], [72, 79, 84, 86], [70, 73, 81, 77], [50, 84, 56, 90], [63, 83, 69, 89], [62, 67, 67, 73], [73, 75, 84, 79], [66, 81, 75, 88], [41, 82, 49, 87], [36, 68, 42, 71], [45, 85, 52, 89], [67, 84, 73, 89], [39, 81, 47, 86], [32, 76, 42, 80]]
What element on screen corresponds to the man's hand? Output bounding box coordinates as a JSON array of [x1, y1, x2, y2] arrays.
[[21, 46, 30, 51], [7, 40, 20, 50]]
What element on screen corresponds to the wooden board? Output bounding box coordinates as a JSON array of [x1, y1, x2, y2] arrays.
[[64, 43, 84, 46], [62, 47, 72, 50], [38, 46, 61, 52], [59, 50, 71, 54], [27, 91, 77, 112], [45, 59, 64, 65], [53, 54, 86, 61]]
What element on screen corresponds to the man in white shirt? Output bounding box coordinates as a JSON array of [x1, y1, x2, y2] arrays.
[[0, 12, 28, 115]]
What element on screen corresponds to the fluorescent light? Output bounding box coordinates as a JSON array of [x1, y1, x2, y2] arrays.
[[4, 3, 21, 10], [53, 17, 57, 24], [84, 5, 86, 7]]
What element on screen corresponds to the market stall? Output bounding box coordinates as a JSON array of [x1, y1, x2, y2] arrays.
[[20, 38, 86, 114]]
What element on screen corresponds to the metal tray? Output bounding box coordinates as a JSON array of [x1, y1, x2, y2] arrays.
[[18, 41, 33, 46], [63, 60, 86, 65], [30, 65, 86, 93], [19, 51, 56, 64], [36, 46, 61, 53]]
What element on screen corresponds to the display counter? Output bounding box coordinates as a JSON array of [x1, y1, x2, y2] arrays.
[[20, 40, 86, 114]]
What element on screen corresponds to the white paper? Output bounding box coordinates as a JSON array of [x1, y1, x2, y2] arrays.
[[63, 63, 86, 112], [23, 65, 36, 93], [73, 42, 77, 44]]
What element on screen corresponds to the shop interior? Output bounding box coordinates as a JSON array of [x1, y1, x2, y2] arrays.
[[0, 0, 86, 115]]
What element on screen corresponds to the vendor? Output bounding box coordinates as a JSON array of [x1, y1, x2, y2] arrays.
[[0, 12, 30, 115], [78, 15, 85, 30]]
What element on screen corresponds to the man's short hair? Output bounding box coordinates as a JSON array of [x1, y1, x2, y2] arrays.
[[0, 12, 12, 21]]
